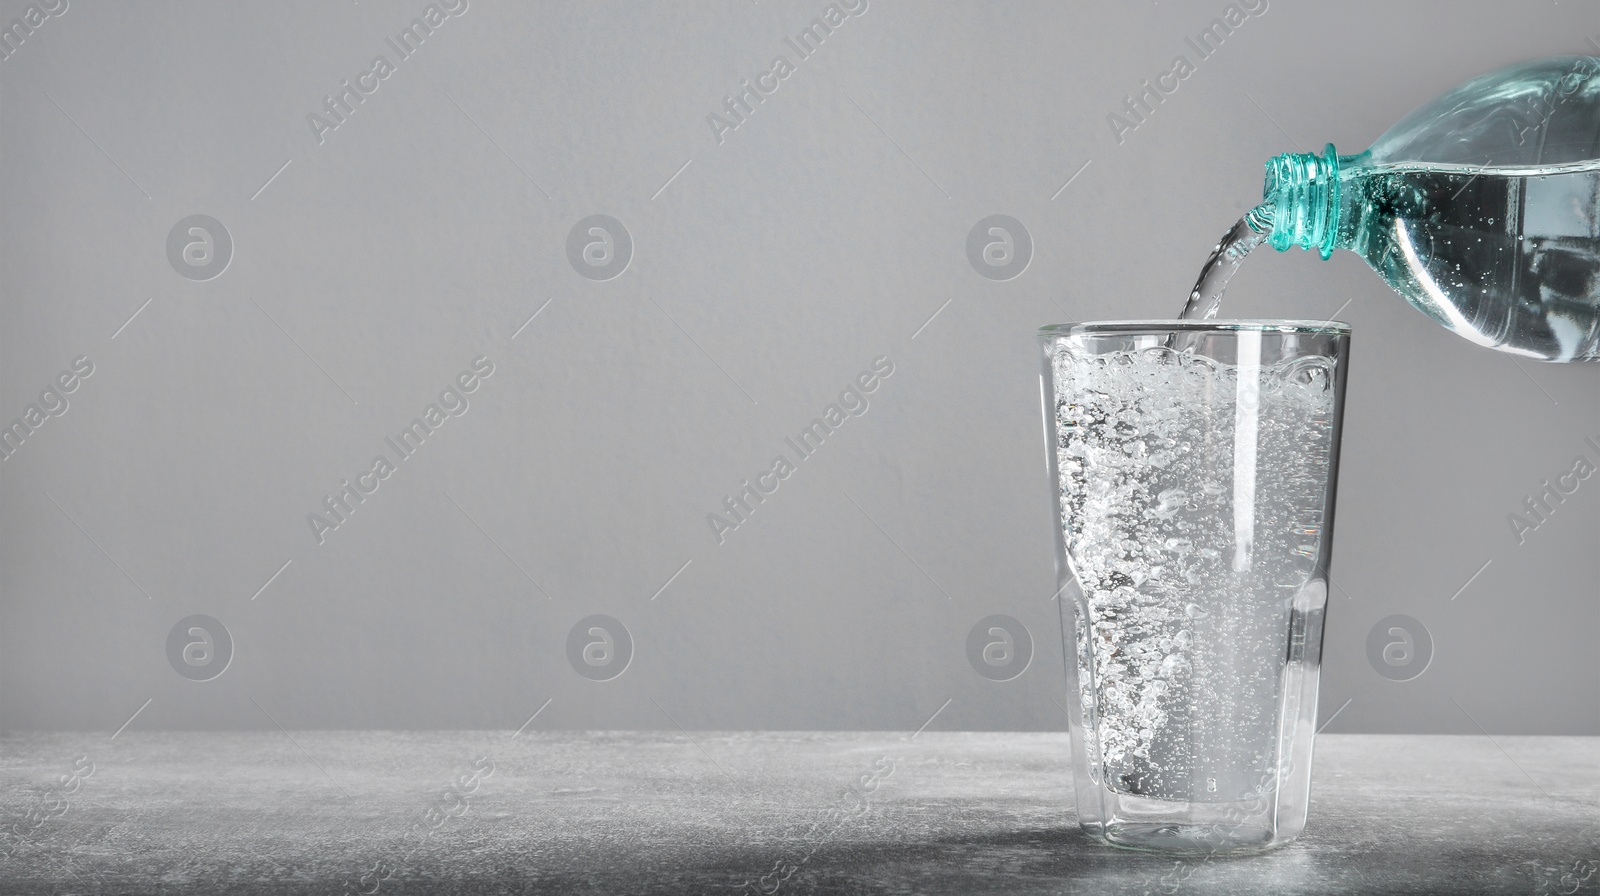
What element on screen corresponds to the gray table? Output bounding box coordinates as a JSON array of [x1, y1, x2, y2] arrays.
[[2, 732, 1595, 895]]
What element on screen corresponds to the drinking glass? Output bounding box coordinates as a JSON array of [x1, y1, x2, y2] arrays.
[[1038, 320, 1351, 854]]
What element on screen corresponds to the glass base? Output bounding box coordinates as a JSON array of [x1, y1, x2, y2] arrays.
[[1091, 821, 1285, 855]]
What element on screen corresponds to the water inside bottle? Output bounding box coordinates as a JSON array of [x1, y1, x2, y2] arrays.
[[1180, 161, 1600, 361]]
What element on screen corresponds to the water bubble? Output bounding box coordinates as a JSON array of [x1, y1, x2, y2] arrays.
[[1159, 654, 1190, 678]]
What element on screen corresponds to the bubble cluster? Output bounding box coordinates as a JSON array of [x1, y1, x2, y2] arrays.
[[1051, 345, 1336, 802]]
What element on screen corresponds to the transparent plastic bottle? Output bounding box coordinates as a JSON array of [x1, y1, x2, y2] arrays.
[[1255, 56, 1600, 361]]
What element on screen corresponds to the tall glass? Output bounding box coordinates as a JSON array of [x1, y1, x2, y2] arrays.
[[1038, 320, 1350, 854]]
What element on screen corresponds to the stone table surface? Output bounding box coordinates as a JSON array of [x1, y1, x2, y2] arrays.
[[1, 732, 1595, 895]]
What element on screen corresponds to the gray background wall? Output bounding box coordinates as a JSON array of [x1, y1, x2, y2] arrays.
[[1, 0, 1595, 735]]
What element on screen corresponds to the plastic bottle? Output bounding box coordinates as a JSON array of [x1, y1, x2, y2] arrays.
[[1227, 57, 1600, 361]]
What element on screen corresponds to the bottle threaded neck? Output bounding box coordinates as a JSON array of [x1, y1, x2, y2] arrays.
[[1264, 143, 1341, 260]]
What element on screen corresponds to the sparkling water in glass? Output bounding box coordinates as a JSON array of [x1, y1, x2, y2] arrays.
[[1038, 320, 1351, 854]]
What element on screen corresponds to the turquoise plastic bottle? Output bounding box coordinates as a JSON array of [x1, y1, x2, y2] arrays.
[[1259, 56, 1600, 361]]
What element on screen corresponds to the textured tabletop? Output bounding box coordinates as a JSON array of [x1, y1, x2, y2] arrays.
[[1, 731, 1595, 895]]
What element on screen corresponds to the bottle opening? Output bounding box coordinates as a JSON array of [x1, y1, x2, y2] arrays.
[[1263, 144, 1340, 260]]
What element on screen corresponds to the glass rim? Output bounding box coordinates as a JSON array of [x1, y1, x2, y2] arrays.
[[1038, 319, 1351, 338]]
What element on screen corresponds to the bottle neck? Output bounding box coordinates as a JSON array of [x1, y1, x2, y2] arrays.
[[1261, 144, 1352, 260]]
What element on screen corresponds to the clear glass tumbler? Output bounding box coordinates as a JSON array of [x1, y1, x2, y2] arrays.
[[1037, 320, 1351, 854]]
